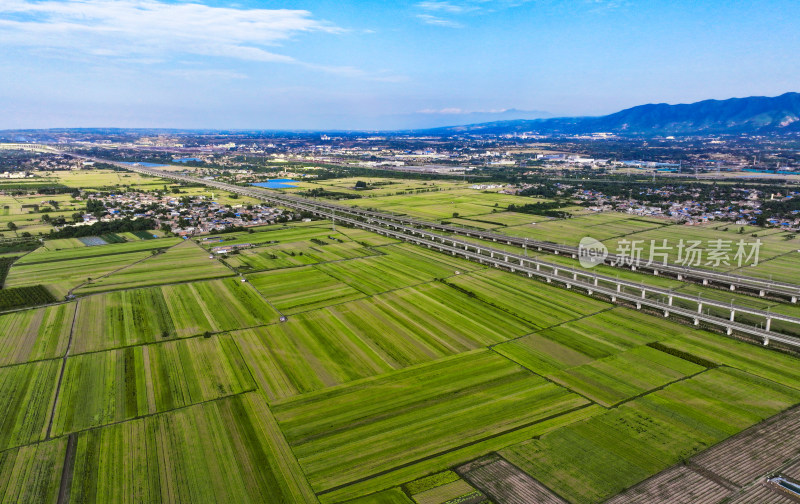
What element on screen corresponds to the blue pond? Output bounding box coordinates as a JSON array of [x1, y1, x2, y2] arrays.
[[173, 157, 203, 163], [251, 179, 298, 189]]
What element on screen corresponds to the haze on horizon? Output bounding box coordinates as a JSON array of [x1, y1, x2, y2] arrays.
[[1, 0, 798, 131]]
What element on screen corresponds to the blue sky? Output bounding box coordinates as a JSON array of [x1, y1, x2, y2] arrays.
[[0, 0, 798, 129]]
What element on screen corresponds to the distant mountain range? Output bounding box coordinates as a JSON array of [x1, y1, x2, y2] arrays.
[[424, 92, 800, 136]]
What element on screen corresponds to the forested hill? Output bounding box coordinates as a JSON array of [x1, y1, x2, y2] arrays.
[[424, 92, 800, 136]]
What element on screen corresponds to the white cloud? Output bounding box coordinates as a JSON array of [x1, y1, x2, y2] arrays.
[[416, 1, 468, 14], [0, 0, 344, 68], [416, 14, 463, 28], [165, 69, 248, 80]]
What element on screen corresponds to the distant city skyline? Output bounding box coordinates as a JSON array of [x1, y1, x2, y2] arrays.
[[1, 0, 798, 130]]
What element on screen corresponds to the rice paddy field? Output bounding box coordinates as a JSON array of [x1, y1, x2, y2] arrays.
[[3, 212, 800, 504]]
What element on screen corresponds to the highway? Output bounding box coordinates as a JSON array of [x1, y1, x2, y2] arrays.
[[88, 157, 800, 348], [120, 159, 800, 302]]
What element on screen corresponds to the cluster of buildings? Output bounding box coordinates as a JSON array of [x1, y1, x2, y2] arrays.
[[577, 185, 800, 229], [83, 191, 286, 236]]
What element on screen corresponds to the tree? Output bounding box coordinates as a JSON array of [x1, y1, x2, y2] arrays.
[[41, 214, 51, 223], [355, 180, 367, 189], [72, 213, 83, 223], [7, 222, 17, 232]]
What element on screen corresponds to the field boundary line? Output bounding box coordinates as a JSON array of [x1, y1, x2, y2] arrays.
[[13, 241, 180, 267], [684, 461, 740, 491], [609, 367, 710, 409], [2, 389, 258, 455], [45, 300, 79, 439], [602, 403, 800, 503], [487, 305, 617, 349], [0, 355, 64, 371], [438, 276, 602, 333], [229, 244, 384, 276], [71, 272, 235, 297], [276, 271, 487, 319], [727, 246, 799, 281], [490, 347, 598, 406], [240, 279, 285, 318], [314, 403, 594, 497], [67, 239, 186, 296], [66, 319, 283, 358], [289, 372, 531, 447], [456, 452, 571, 504], [56, 433, 77, 504]]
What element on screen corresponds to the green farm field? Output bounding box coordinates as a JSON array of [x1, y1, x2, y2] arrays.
[[235, 281, 534, 400], [346, 188, 543, 221], [272, 350, 591, 495], [73, 240, 233, 294], [0, 303, 74, 366], [501, 212, 669, 245], [72, 277, 279, 353], [4, 237, 184, 298], [3, 210, 800, 504], [225, 239, 378, 272], [315, 243, 481, 295], [248, 266, 366, 314], [52, 336, 255, 435]]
